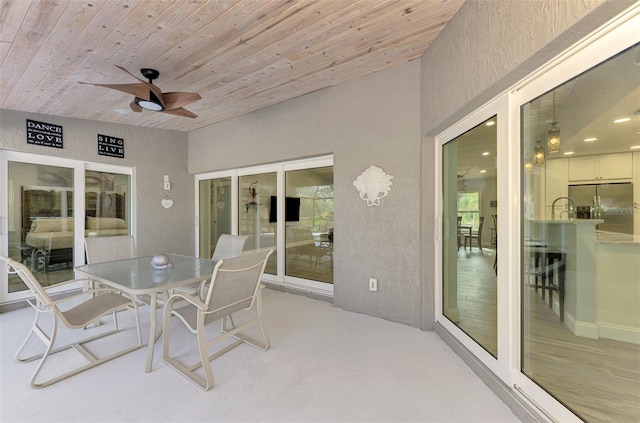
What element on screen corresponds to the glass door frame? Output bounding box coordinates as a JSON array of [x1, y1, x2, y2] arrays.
[[0, 150, 135, 304], [194, 155, 334, 297], [511, 7, 640, 421], [434, 95, 514, 384], [434, 6, 639, 422]]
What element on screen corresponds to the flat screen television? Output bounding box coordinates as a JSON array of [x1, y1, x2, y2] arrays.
[[269, 196, 300, 222]]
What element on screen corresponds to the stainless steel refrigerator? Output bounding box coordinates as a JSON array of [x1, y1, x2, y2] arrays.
[[569, 183, 634, 234]]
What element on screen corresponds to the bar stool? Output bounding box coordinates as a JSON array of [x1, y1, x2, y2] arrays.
[[528, 247, 566, 321]]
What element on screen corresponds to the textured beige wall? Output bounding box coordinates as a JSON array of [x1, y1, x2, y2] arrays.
[[0, 110, 192, 257], [190, 60, 424, 326]]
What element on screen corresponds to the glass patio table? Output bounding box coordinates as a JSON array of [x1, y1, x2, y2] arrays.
[[75, 254, 217, 372]]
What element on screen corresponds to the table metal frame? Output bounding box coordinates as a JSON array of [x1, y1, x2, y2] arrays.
[[75, 254, 217, 372]]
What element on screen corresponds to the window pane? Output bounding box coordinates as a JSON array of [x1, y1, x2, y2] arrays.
[[8, 162, 74, 290], [238, 173, 277, 274], [84, 170, 130, 237], [285, 166, 334, 284], [443, 116, 498, 357], [521, 44, 640, 421], [198, 177, 231, 259]]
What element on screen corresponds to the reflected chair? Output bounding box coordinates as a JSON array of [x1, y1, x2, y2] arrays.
[[465, 216, 484, 252], [457, 216, 463, 249], [0, 256, 142, 388], [527, 248, 566, 321], [32, 233, 52, 273], [162, 250, 273, 390], [491, 214, 497, 273]]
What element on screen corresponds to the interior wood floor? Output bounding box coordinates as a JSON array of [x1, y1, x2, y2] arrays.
[[456, 246, 640, 423]]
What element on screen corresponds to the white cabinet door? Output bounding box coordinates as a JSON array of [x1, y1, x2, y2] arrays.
[[569, 153, 632, 181], [597, 153, 632, 179], [568, 156, 597, 181]]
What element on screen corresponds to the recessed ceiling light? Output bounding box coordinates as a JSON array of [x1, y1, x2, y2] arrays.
[[584, 137, 597, 142], [563, 151, 575, 155], [614, 117, 631, 123], [482, 152, 490, 156], [480, 169, 486, 173], [486, 121, 495, 126]]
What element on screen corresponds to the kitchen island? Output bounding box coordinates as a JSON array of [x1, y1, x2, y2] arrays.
[[594, 231, 640, 344], [527, 220, 640, 344]]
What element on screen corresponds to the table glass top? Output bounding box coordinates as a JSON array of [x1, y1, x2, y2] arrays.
[[75, 254, 217, 292]]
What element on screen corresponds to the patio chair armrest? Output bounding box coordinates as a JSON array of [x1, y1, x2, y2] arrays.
[[166, 292, 207, 311], [42, 278, 95, 291], [46, 287, 132, 307]]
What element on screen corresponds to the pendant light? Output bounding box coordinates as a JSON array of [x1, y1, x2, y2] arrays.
[[547, 90, 561, 153], [534, 140, 545, 165], [533, 101, 545, 165]]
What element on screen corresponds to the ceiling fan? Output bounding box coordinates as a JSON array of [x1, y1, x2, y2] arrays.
[[79, 65, 201, 118]]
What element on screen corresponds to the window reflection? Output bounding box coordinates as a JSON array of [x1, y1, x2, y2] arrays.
[[8, 163, 74, 290], [238, 173, 277, 274], [521, 43, 640, 422], [285, 167, 334, 284], [84, 170, 130, 237], [442, 116, 498, 357]]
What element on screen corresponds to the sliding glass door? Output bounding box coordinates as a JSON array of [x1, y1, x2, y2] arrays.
[[198, 176, 232, 259], [195, 156, 334, 296], [6, 161, 75, 292], [442, 116, 498, 357], [1, 151, 134, 304], [436, 11, 639, 423], [285, 166, 334, 284], [238, 172, 278, 275]]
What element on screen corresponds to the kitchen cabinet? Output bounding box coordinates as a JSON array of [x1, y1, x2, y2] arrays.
[[569, 153, 632, 182]]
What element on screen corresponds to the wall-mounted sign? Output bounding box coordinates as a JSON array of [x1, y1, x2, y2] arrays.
[[26, 119, 63, 148], [98, 134, 125, 158]]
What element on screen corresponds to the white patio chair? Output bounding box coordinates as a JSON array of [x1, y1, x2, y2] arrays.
[[84, 235, 137, 264], [0, 256, 142, 388], [162, 249, 273, 390], [176, 234, 248, 297], [84, 235, 137, 295]]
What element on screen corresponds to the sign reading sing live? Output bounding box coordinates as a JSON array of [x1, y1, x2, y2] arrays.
[[26, 119, 63, 148], [97, 134, 125, 159]]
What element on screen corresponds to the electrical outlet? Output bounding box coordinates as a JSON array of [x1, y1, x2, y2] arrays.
[[164, 182, 171, 190], [369, 277, 378, 292]]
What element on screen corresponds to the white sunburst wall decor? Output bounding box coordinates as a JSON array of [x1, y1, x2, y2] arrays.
[[352, 165, 394, 206]]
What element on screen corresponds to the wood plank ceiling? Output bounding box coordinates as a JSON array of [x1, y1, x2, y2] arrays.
[[0, 0, 464, 132]]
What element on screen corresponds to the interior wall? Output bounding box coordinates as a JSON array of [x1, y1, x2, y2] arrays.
[[189, 60, 423, 326], [418, 0, 635, 329], [0, 110, 193, 257]]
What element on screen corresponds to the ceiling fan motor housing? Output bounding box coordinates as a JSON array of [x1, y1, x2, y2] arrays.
[[140, 68, 159, 82]]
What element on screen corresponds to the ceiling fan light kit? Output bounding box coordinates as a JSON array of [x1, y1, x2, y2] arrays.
[[79, 65, 201, 118]]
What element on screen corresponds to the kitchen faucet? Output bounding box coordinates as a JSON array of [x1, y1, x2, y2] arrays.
[[552, 197, 575, 220]]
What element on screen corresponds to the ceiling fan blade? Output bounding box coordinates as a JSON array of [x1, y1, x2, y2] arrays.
[[114, 65, 146, 83], [162, 107, 198, 118], [129, 101, 142, 112], [78, 81, 150, 99], [162, 92, 202, 110]]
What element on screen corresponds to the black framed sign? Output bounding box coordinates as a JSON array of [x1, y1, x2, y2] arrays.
[[97, 134, 125, 158], [26, 119, 63, 148]]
